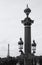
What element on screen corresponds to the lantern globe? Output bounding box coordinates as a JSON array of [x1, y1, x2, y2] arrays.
[[18, 38, 23, 50], [32, 40, 36, 54]]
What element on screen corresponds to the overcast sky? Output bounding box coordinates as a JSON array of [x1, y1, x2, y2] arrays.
[[0, 0, 42, 57]]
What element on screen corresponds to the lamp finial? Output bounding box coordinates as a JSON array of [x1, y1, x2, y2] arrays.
[[27, 4, 28, 8]]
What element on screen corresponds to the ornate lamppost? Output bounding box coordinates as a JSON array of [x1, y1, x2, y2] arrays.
[[18, 38, 24, 65], [18, 4, 37, 65], [32, 40, 36, 65], [18, 38, 23, 54], [21, 4, 34, 65], [32, 40, 36, 55]]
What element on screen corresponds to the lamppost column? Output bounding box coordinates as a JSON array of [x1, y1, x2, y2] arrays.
[[21, 5, 34, 65], [24, 25, 31, 54], [24, 26, 31, 65]]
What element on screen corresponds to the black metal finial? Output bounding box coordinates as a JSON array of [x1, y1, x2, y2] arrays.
[[18, 38, 23, 45], [27, 4, 28, 8], [33, 40, 35, 43], [20, 38, 22, 41], [24, 4, 31, 16], [33, 40, 36, 46]]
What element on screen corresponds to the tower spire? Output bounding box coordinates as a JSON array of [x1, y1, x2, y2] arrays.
[[7, 44, 10, 57]]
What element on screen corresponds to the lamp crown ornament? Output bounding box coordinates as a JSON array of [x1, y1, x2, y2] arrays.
[[18, 38, 23, 45], [21, 5, 34, 26], [32, 40, 36, 47], [24, 4, 31, 17]]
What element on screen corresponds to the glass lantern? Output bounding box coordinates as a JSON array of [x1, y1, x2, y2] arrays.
[[18, 38, 23, 50], [32, 40, 36, 54]]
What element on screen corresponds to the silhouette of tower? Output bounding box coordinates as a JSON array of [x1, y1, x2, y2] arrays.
[[7, 44, 10, 57]]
